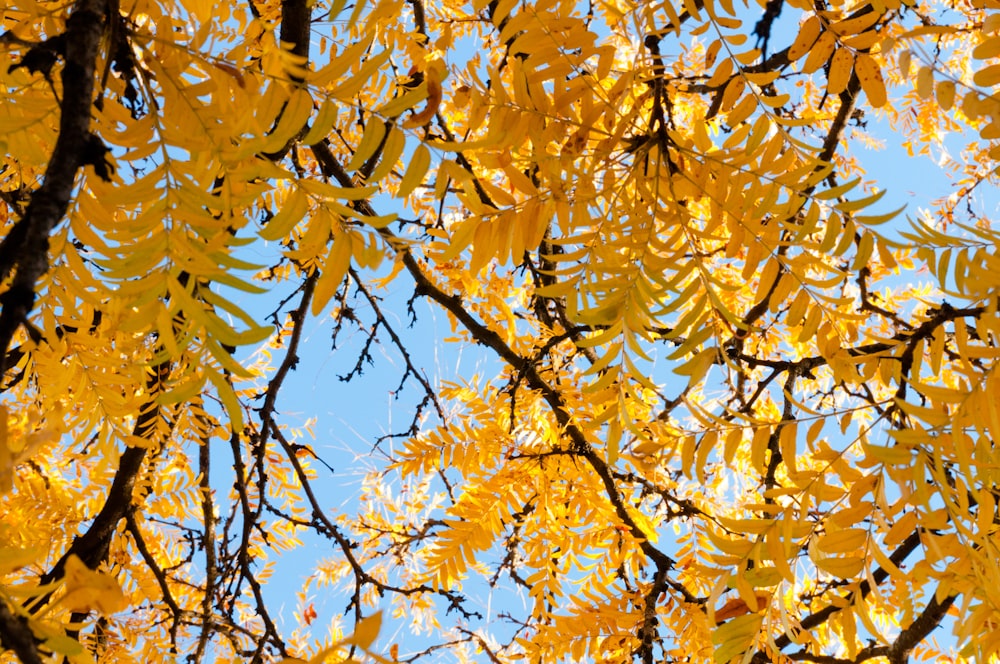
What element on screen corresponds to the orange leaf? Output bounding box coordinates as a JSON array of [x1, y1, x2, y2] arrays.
[[715, 597, 751, 623], [402, 67, 443, 129]]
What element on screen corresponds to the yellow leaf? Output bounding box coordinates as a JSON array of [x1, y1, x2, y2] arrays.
[[829, 502, 874, 528], [973, 35, 1000, 60], [787, 16, 822, 62], [696, 429, 717, 483], [41, 634, 88, 660], [346, 119, 388, 172], [675, 347, 717, 385], [347, 611, 383, 650], [607, 414, 622, 465], [264, 87, 313, 152], [375, 87, 429, 119], [260, 187, 309, 241], [366, 126, 406, 183], [894, 397, 949, 427], [397, 144, 431, 198], [726, 94, 757, 125], [715, 597, 752, 623], [897, 49, 912, 76], [705, 39, 723, 69], [713, 613, 763, 663], [706, 58, 735, 88], [778, 421, 798, 476], [312, 232, 354, 316], [401, 65, 443, 129], [827, 47, 855, 96], [813, 554, 865, 578], [830, 8, 881, 36], [936, 79, 956, 110], [0, 406, 10, 494], [898, 22, 960, 37], [842, 30, 881, 50], [0, 545, 41, 575], [206, 368, 245, 434], [720, 77, 746, 113], [854, 53, 886, 107], [157, 373, 209, 406], [884, 511, 919, 546], [329, 50, 392, 99], [835, 187, 886, 212], [814, 176, 861, 200], [61, 555, 128, 615], [716, 517, 776, 535], [802, 30, 837, 74], [309, 37, 376, 88], [870, 541, 907, 580], [816, 528, 869, 554], [760, 91, 791, 107], [855, 204, 906, 225], [301, 99, 339, 145], [916, 66, 934, 99]]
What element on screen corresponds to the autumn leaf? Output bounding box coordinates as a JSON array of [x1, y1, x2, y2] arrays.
[[346, 611, 382, 650], [787, 17, 822, 61], [401, 61, 445, 129], [2, 0, 1000, 662], [855, 53, 887, 107], [827, 47, 855, 96], [60, 555, 127, 615]]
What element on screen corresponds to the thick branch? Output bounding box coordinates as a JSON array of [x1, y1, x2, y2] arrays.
[[41, 362, 168, 584], [279, 0, 310, 83], [768, 529, 922, 654], [0, 599, 44, 664], [0, 0, 107, 377], [887, 590, 956, 664]]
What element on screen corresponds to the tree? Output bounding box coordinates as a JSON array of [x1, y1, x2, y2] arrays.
[[1, 0, 999, 660]]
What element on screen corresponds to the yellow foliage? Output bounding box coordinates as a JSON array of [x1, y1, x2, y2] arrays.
[[0, 0, 999, 661]]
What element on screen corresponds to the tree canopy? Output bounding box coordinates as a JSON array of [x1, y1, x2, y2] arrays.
[[2, 0, 1000, 661]]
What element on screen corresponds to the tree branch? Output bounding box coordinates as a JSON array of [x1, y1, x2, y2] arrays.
[[0, 0, 108, 378], [0, 598, 44, 664]]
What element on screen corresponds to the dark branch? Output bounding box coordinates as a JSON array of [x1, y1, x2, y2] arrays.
[[0, 0, 108, 378]]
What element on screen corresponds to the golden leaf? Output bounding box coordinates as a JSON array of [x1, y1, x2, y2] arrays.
[[802, 30, 837, 73], [787, 16, 822, 61], [830, 8, 881, 36], [816, 528, 868, 554], [916, 65, 935, 98], [346, 119, 388, 172], [347, 611, 383, 650], [854, 53, 887, 107], [813, 554, 865, 578], [61, 555, 127, 615], [402, 64, 444, 129], [827, 47, 855, 96]]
